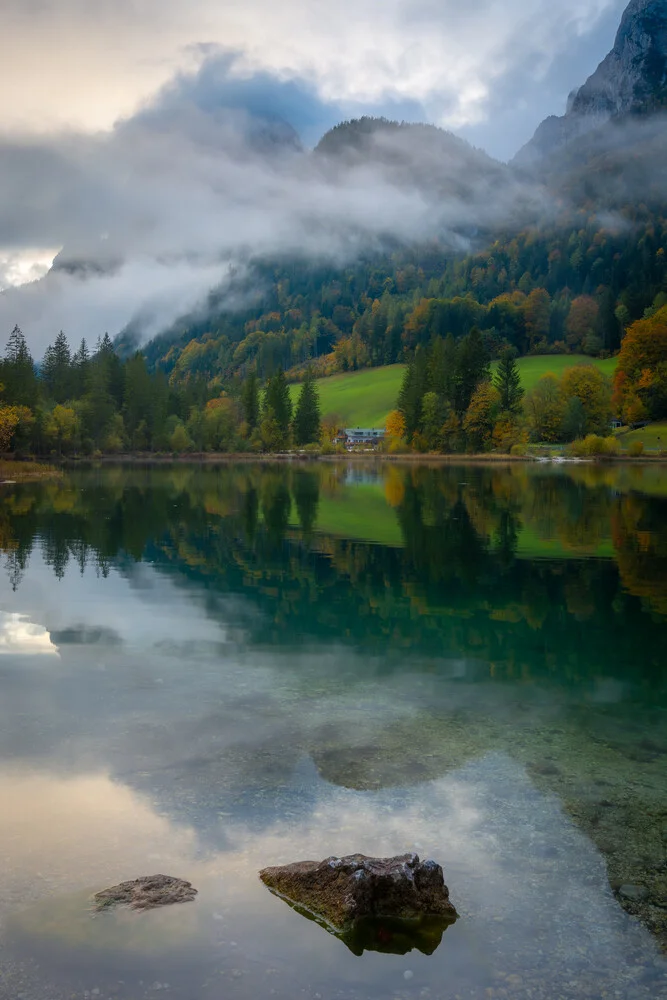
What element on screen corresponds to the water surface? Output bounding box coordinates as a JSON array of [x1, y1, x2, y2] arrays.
[[0, 461, 666, 1000]]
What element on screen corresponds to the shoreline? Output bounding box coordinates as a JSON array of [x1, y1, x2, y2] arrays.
[[56, 450, 667, 466], [3, 451, 667, 472]]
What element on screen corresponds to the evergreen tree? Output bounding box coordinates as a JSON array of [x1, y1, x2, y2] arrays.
[[72, 339, 90, 397], [95, 333, 124, 408], [397, 350, 429, 439], [455, 327, 490, 415], [493, 348, 524, 413], [241, 371, 259, 430], [1, 326, 38, 407], [41, 330, 72, 403], [123, 352, 155, 448], [293, 370, 321, 445], [263, 369, 292, 436]]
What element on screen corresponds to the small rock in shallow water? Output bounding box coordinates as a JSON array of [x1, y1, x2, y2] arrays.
[[93, 874, 197, 911], [259, 853, 457, 929], [619, 884, 649, 902]]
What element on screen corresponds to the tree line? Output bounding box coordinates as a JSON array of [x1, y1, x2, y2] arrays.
[[141, 210, 667, 392], [389, 328, 618, 454], [0, 326, 321, 456]]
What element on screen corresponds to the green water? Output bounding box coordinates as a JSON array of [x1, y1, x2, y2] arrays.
[[0, 461, 666, 1000]]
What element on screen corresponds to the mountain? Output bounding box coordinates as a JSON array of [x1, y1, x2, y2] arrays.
[[514, 0, 667, 168], [315, 117, 509, 206]]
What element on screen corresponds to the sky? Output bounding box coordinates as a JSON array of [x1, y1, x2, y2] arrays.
[[0, 0, 630, 355]]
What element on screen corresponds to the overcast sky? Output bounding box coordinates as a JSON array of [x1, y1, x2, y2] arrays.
[[0, 0, 630, 354]]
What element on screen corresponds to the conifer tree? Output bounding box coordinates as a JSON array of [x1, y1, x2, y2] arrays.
[[455, 327, 490, 415], [493, 348, 524, 413], [397, 350, 428, 439], [263, 369, 292, 436], [241, 371, 260, 430], [41, 330, 72, 403], [1, 326, 38, 407], [293, 370, 321, 445]]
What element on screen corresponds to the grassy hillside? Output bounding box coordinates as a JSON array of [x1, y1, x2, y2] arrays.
[[289, 365, 405, 428], [616, 421, 667, 453], [290, 356, 618, 428]]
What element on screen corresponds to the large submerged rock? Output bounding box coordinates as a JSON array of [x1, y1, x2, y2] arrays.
[[259, 853, 457, 931], [93, 875, 197, 911]]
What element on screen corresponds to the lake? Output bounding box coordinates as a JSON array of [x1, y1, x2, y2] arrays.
[[0, 460, 666, 1000]]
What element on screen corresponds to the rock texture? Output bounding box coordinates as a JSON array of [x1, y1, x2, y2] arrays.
[[515, 0, 667, 166], [93, 875, 197, 911], [259, 853, 457, 929]]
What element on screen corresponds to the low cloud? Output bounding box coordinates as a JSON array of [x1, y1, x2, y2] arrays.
[[0, 54, 554, 357]]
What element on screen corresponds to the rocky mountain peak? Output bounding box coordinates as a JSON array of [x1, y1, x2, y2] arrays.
[[514, 0, 667, 166]]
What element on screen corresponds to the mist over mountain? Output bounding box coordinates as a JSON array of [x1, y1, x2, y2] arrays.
[[515, 0, 667, 167], [1, 0, 667, 368]]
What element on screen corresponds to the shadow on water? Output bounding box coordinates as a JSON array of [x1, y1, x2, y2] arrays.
[[0, 462, 666, 998]]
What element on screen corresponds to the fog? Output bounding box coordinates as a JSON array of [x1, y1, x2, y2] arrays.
[[0, 37, 662, 358], [0, 72, 547, 356]]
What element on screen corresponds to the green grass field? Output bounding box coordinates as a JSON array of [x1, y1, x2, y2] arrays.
[[290, 355, 618, 428], [616, 421, 667, 453]]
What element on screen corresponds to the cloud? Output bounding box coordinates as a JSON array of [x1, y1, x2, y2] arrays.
[[0, 52, 553, 357], [2, 0, 624, 143]]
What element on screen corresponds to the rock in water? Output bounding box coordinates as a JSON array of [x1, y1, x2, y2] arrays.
[[259, 853, 457, 930], [93, 875, 197, 911]]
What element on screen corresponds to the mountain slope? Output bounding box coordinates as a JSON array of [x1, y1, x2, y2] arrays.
[[514, 0, 667, 168]]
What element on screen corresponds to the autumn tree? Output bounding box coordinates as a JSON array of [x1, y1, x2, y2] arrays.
[[44, 405, 80, 455], [522, 289, 551, 350], [566, 296, 599, 353], [0, 406, 22, 452], [560, 364, 612, 437], [455, 327, 489, 415], [525, 374, 566, 442], [613, 305, 667, 421], [463, 382, 500, 452]]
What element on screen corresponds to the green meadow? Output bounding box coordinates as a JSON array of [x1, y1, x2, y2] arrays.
[[290, 355, 618, 428]]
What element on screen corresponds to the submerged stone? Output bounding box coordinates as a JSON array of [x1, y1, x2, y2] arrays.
[[93, 875, 197, 911], [259, 853, 457, 931], [618, 884, 649, 903]]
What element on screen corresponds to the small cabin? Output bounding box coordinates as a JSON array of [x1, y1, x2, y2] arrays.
[[343, 428, 385, 446]]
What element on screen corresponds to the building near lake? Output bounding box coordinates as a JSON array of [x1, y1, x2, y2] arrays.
[[341, 428, 385, 447]]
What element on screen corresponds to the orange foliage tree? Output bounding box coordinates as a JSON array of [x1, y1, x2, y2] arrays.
[[613, 305, 667, 422]]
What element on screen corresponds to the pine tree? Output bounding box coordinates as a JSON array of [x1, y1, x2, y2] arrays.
[[2, 326, 38, 407], [72, 339, 90, 397], [493, 348, 524, 413], [293, 370, 321, 445], [241, 371, 259, 430], [263, 369, 292, 436], [41, 330, 72, 403], [397, 350, 428, 439], [455, 327, 490, 415]]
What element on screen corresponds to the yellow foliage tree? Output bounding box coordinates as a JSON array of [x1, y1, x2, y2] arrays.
[[463, 383, 500, 452], [0, 406, 23, 452], [385, 409, 406, 442], [45, 405, 80, 455], [559, 364, 612, 436]]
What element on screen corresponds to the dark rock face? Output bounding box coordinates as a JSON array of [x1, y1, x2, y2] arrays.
[[93, 875, 197, 911], [514, 0, 667, 166], [259, 853, 457, 930]]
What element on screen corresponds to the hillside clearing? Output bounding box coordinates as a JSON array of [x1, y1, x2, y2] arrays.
[[289, 356, 618, 428]]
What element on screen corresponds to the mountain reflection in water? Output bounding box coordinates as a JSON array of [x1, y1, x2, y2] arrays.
[[0, 462, 665, 1000]]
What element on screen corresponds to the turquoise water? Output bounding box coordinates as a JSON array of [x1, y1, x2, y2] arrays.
[[0, 462, 665, 1000]]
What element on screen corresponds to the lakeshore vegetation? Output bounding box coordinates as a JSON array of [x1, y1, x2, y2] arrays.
[[1, 302, 667, 459]]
